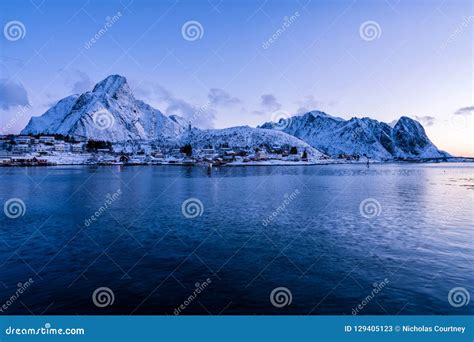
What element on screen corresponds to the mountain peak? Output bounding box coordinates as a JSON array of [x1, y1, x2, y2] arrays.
[[92, 74, 130, 96]]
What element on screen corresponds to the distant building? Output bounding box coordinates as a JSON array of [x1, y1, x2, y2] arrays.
[[54, 143, 69, 152], [13, 144, 30, 153], [71, 143, 84, 153], [14, 136, 32, 144], [39, 136, 55, 144]]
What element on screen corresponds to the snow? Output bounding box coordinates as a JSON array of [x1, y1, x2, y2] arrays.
[[20, 74, 450, 162], [261, 112, 450, 160]]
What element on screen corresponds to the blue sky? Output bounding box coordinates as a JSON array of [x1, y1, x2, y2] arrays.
[[0, 0, 472, 156]]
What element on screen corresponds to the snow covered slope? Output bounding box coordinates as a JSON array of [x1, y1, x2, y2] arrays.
[[260, 111, 450, 160], [179, 126, 326, 158], [21, 75, 185, 142]]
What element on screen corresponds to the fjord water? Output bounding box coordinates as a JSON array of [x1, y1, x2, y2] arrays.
[[0, 163, 473, 315]]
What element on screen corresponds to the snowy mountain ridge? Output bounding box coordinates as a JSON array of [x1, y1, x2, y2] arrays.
[[21, 75, 448, 160], [260, 110, 449, 160]]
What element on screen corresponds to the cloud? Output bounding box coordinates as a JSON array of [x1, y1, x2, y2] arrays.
[[455, 106, 474, 115], [260, 94, 281, 112], [71, 71, 93, 93], [207, 88, 240, 106], [414, 115, 436, 126], [296, 95, 321, 113], [0, 79, 29, 110], [64, 70, 93, 93], [134, 82, 215, 128]]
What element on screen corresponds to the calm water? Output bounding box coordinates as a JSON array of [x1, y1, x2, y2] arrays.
[[0, 163, 473, 315]]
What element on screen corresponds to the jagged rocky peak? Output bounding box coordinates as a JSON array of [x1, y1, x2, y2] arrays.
[[260, 110, 449, 160], [92, 74, 131, 97], [21, 74, 185, 141]]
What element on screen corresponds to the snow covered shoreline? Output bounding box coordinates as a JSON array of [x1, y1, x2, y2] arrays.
[[1, 157, 471, 168]]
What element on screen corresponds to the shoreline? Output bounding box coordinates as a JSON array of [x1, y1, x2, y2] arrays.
[[1, 158, 472, 168]]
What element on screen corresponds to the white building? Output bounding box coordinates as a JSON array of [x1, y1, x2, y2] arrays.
[[14, 144, 30, 153], [39, 136, 55, 144], [71, 143, 84, 153], [54, 143, 69, 152], [15, 136, 32, 144]]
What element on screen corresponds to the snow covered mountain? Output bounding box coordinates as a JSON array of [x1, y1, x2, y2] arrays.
[[21, 74, 448, 161], [179, 126, 325, 158], [21, 75, 184, 142], [260, 111, 450, 160]]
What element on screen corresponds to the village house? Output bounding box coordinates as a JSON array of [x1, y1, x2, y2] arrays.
[[14, 136, 32, 145], [39, 136, 56, 144], [71, 143, 85, 153], [13, 144, 31, 154], [54, 142, 69, 152]]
